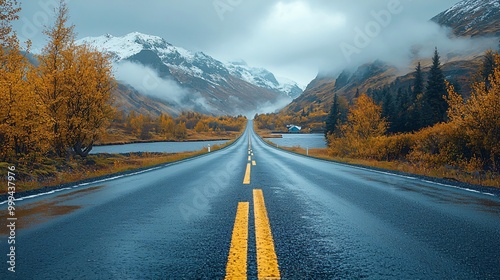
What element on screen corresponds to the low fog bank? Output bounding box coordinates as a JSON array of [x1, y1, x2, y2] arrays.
[[114, 61, 215, 113]]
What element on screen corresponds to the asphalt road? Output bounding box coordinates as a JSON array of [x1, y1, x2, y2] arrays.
[[1, 122, 499, 279]]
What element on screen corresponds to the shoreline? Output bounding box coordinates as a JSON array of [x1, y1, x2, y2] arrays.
[[95, 138, 232, 147]]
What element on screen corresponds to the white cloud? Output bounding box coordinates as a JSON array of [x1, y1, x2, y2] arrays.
[[243, 97, 292, 119], [114, 61, 214, 112]]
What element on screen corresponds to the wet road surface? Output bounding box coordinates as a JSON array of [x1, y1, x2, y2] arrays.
[[1, 122, 499, 279]]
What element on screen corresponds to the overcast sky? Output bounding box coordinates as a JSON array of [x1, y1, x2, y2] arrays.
[[13, 0, 471, 86]]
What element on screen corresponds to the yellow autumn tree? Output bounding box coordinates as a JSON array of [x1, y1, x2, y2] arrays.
[[157, 113, 176, 138], [0, 0, 20, 42], [329, 94, 387, 157], [446, 53, 500, 170], [36, 1, 114, 157], [194, 119, 209, 133], [36, 1, 74, 156], [174, 122, 188, 139], [0, 0, 51, 162], [64, 44, 115, 156]]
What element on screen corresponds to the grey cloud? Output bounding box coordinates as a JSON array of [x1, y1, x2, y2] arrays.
[[14, 0, 479, 86]]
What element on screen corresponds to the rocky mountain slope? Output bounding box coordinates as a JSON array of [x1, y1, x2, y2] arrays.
[[78, 32, 302, 116], [283, 0, 498, 115], [431, 0, 500, 37]]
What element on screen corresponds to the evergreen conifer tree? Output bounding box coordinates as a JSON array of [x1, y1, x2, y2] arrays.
[[325, 93, 339, 138], [422, 47, 448, 127], [480, 50, 496, 90], [413, 62, 424, 100]]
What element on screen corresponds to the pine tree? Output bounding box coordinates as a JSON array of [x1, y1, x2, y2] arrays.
[[407, 62, 424, 131], [325, 93, 339, 138], [413, 62, 424, 100], [394, 87, 410, 132], [479, 50, 496, 90], [422, 47, 448, 127], [381, 90, 395, 132]]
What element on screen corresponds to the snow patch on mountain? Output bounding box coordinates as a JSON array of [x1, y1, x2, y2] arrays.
[[225, 60, 302, 98], [443, 0, 498, 16], [77, 32, 303, 100], [431, 0, 500, 36]]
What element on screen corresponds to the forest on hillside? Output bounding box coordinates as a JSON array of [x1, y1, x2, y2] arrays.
[[256, 47, 500, 180]]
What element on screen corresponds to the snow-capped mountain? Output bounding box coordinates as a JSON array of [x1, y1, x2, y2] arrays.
[[225, 60, 302, 98], [77, 32, 302, 115], [431, 0, 500, 37]]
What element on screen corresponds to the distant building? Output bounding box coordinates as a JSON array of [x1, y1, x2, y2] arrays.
[[287, 125, 302, 133]]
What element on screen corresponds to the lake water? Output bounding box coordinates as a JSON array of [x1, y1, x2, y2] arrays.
[[90, 140, 229, 154], [266, 134, 327, 149]]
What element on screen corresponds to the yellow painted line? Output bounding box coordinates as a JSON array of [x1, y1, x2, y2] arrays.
[[225, 202, 249, 280], [253, 189, 280, 279], [243, 163, 251, 185], [252, 160, 256, 166], [248, 156, 251, 161]]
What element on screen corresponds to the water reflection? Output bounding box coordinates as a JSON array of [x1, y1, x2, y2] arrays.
[[266, 134, 327, 148], [0, 186, 104, 235], [90, 140, 229, 154]]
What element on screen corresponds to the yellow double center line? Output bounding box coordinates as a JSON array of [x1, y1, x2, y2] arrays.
[[253, 189, 280, 279], [225, 189, 281, 279], [225, 202, 250, 279]]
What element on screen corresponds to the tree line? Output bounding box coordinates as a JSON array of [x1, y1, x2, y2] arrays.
[[111, 111, 247, 141], [326, 48, 454, 136], [326, 48, 500, 173], [1, 0, 115, 162]]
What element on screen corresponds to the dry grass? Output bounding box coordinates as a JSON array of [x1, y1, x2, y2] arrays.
[[254, 128, 283, 139]]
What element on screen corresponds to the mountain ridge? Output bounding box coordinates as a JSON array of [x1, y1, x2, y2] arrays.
[[77, 32, 302, 116], [431, 0, 500, 37], [283, 0, 499, 116]]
